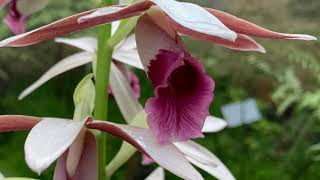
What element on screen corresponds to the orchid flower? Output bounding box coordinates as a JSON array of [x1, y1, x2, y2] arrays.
[[18, 34, 142, 100], [1, 0, 49, 34], [1, 52, 232, 179], [101, 57, 234, 180], [0, 62, 232, 180], [0, 66, 205, 180], [0, 0, 315, 51]]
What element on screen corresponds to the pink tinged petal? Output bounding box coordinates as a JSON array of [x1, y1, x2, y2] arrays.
[[4, 0, 27, 35], [87, 121, 204, 180], [55, 37, 97, 53], [178, 29, 266, 53], [142, 153, 154, 165], [16, 0, 49, 16], [72, 131, 98, 180], [207, 9, 317, 41], [0, 1, 152, 47], [145, 167, 165, 180], [78, 1, 152, 23], [66, 129, 86, 177], [0, 115, 39, 132], [53, 132, 97, 180], [149, 9, 265, 53], [150, 0, 237, 41], [175, 141, 235, 180], [146, 50, 215, 144], [25, 118, 87, 174], [135, 14, 182, 70], [202, 116, 227, 133], [18, 52, 93, 100], [109, 63, 143, 123], [53, 152, 68, 180]]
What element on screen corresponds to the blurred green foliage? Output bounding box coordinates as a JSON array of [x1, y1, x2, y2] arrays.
[[0, 0, 320, 179]]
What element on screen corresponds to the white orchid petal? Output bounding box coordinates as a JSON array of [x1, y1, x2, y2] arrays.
[[202, 116, 227, 133], [151, 0, 237, 41], [145, 167, 165, 180], [113, 49, 143, 70], [18, 52, 93, 100], [110, 63, 143, 123], [25, 118, 87, 174], [88, 122, 203, 180], [55, 37, 97, 53], [175, 141, 235, 180]]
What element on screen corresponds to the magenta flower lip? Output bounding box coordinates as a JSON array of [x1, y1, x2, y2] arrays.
[[145, 49, 214, 144]]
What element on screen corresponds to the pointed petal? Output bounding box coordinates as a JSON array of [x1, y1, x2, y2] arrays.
[[202, 116, 227, 133], [207, 9, 317, 41], [55, 37, 97, 53], [180, 31, 266, 53], [175, 141, 235, 180], [18, 52, 93, 100], [109, 63, 143, 123], [0, 1, 152, 47], [150, 0, 237, 41], [16, 0, 49, 16], [53, 132, 97, 180], [87, 121, 203, 180], [25, 118, 87, 174], [78, 1, 152, 23], [145, 167, 165, 180], [0, 115, 39, 132]]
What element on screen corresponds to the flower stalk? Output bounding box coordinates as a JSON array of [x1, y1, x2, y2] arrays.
[[95, 0, 114, 180]]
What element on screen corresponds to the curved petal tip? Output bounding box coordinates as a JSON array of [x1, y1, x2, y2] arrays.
[[282, 34, 317, 41]]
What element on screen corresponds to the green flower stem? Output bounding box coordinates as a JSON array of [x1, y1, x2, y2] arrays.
[[95, 0, 114, 180]]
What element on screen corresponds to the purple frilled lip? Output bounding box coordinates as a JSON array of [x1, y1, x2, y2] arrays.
[[145, 49, 215, 144], [4, 0, 27, 34]]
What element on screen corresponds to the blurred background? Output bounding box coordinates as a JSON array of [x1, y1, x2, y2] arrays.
[[0, 0, 319, 179]]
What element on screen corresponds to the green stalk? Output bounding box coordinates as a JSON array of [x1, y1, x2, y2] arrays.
[[94, 0, 114, 180]]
